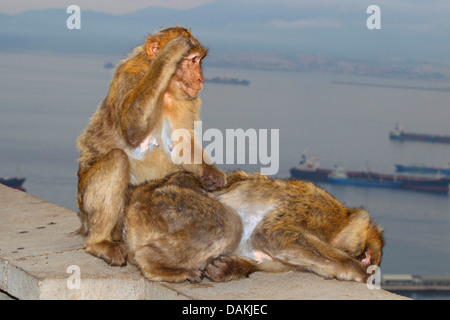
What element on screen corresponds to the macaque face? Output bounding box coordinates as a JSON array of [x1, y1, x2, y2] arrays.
[[174, 51, 205, 98], [145, 28, 208, 99]]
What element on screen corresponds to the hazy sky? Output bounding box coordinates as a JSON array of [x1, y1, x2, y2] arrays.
[[2, 0, 450, 61], [0, 0, 214, 14], [2, 0, 449, 15]]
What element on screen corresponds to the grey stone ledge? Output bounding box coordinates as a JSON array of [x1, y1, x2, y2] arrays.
[[0, 184, 408, 300]]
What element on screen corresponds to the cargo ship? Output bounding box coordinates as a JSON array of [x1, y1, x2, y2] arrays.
[[290, 156, 450, 194], [0, 177, 26, 191], [345, 170, 450, 194], [389, 123, 450, 144], [289, 155, 331, 182], [395, 162, 450, 175]]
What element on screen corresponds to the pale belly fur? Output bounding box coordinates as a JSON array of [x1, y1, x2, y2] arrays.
[[215, 190, 277, 261]]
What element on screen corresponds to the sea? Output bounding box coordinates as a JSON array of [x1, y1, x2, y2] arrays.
[[1, 52, 449, 299]]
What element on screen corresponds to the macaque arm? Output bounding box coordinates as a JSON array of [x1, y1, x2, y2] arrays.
[[120, 36, 194, 147], [255, 230, 369, 283]]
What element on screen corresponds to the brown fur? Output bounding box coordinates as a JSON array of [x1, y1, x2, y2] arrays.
[[124, 171, 384, 283], [76, 26, 226, 266], [124, 172, 242, 283], [212, 171, 384, 283]]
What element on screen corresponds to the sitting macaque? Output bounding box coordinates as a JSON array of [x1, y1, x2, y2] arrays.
[[76, 27, 226, 266], [124, 171, 384, 283]]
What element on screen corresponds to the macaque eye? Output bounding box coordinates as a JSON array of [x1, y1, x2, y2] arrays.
[[189, 56, 201, 64]]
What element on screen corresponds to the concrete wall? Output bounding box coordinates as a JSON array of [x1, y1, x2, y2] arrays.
[[0, 184, 407, 300]]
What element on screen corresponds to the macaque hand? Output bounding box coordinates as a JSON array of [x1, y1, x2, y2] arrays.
[[361, 251, 372, 268], [162, 35, 195, 61], [201, 166, 227, 191]]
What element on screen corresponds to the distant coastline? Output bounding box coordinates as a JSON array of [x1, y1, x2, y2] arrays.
[[205, 77, 250, 86], [332, 80, 450, 93]]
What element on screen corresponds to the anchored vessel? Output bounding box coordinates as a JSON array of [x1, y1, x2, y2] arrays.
[[395, 163, 450, 175], [290, 155, 450, 194], [0, 177, 26, 191], [389, 124, 450, 144]]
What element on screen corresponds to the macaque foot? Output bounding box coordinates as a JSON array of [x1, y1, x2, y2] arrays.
[[204, 255, 252, 282], [85, 240, 127, 266]]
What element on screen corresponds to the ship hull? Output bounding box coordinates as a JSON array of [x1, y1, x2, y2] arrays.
[[390, 132, 450, 144], [400, 178, 450, 194], [290, 168, 331, 182], [290, 168, 449, 194], [0, 177, 26, 191], [328, 177, 403, 188], [395, 164, 450, 175]]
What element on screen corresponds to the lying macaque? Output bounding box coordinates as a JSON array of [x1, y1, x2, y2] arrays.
[[124, 171, 384, 283], [209, 171, 384, 283]]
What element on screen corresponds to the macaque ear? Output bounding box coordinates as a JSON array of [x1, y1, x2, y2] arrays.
[[145, 37, 160, 59]]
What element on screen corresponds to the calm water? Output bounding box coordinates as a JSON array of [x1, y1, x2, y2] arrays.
[[1, 52, 449, 290]]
